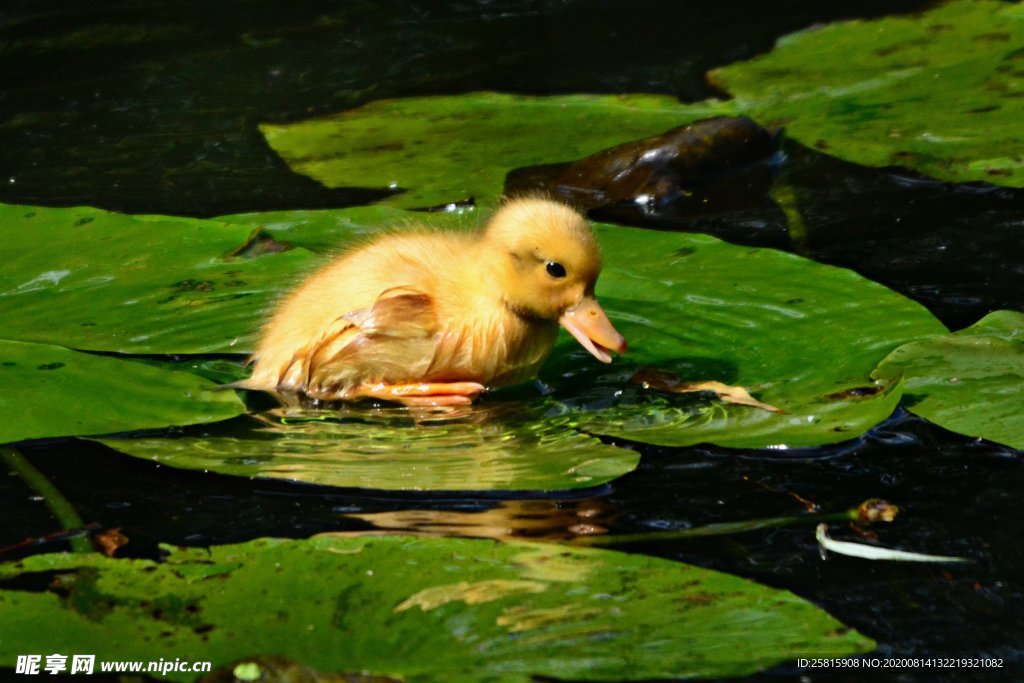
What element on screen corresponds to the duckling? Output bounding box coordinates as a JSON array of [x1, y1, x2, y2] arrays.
[[239, 197, 627, 406]]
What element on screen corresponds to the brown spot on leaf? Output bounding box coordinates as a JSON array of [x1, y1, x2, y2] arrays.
[[973, 32, 1011, 42], [824, 385, 883, 400], [355, 142, 405, 153], [169, 279, 215, 293], [874, 45, 904, 57], [682, 593, 716, 605], [223, 229, 293, 259]]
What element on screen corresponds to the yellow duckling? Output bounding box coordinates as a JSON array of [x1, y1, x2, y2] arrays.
[[240, 197, 627, 406]]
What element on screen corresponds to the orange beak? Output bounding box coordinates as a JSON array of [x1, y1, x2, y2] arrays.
[[559, 296, 628, 363]]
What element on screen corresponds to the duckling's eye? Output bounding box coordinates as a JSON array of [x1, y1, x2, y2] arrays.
[[546, 261, 567, 278]]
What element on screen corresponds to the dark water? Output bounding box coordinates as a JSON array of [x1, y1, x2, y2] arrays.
[[2, 1, 1023, 681]]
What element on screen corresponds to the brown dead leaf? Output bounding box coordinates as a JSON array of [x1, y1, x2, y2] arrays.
[[630, 367, 784, 414], [94, 527, 129, 557], [857, 498, 899, 524]]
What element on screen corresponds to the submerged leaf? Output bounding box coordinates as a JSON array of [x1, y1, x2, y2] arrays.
[[710, 0, 1024, 187], [0, 535, 874, 681], [504, 116, 779, 217], [872, 310, 1024, 449], [96, 401, 640, 491]]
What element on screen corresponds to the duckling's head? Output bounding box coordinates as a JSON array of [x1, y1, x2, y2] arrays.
[[482, 197, 627, 362]]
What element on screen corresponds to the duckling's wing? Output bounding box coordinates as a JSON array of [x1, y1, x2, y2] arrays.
[[303, 286, 440, 398]]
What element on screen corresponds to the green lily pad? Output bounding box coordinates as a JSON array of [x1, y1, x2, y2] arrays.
[[210, 209, 948, 451], [873, 310, 1024, 449], [710, 0, 1024, 187], [0, 339, 243, 444], [1, 202, 947, 455], [0, 535, 873, 681], [0, 203, 316, 354], [548, 225, 944, 449], [96, 400, 639, 491], [954, 309, 1024, 343], [259, 92, 733, 209]]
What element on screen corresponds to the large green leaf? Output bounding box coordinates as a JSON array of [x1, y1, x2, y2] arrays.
[[259, 93, 732, 209], [97, 401, 640, 491], [0, 339, 243, 443], [0, 203, 316, 354], [873, 310, 1024, 450], [545, 225, 943, 449], [1, 202, 947, 458], [710, 0, 1024, 187], [0, 535, 873, 681], [103, 216, 944, 468]]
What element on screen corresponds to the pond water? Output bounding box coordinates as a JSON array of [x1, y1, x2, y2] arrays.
[[2, 1, 1022, 681]]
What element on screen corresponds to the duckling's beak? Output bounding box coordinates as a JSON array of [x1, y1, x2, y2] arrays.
[[559, 296, 628, 363]]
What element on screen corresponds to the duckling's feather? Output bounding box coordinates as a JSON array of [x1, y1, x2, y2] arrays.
[[303, 287, 438, 399]]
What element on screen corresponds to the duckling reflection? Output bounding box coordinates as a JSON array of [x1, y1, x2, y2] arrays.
[[338, 498, 615, 543]]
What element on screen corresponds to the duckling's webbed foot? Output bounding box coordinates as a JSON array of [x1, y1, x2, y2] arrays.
[[351, 381, 487, 407]]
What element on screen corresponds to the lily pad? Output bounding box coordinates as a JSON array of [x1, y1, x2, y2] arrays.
[[259, 92, 733, 209], [0, 535, 874, 681], [0, 339, 243, 444], [873, 310, 1024, 450], [709, 0, 1024, 187], [96, 401, 639, 491], [1, 203, 948, 454], [0, 203, 316, 354], [547, 225, 944, 449], [212, 209, 944, 450]]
